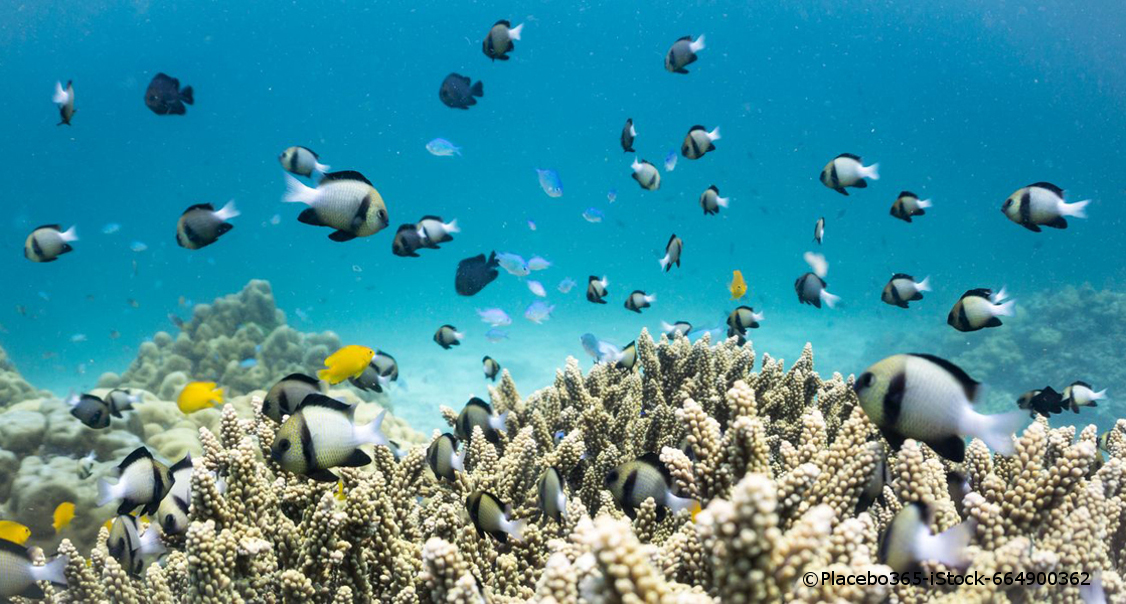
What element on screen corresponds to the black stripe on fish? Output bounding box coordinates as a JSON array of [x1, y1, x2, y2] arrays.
[[883, 371, 905, 427], [288, 150, 300, 173], [32, 235, 45, 259], [1019, 190, 1032, 225], [299, 419, 316, 471], [174, 494, 190, 514], [353, 194, 371, 233], [829, 164, 840, 188]]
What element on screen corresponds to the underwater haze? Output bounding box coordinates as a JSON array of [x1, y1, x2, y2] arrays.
[[3, 0, 1126, 437]]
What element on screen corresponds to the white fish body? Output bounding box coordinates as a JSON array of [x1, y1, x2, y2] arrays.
[[477, 308, 511, 327], [527, 280, 547, 297]]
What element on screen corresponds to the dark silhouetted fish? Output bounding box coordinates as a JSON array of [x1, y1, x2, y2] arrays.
[[144, 73, 194, 115], [439, 73, 483, 109], [455, 251, 500, 296]]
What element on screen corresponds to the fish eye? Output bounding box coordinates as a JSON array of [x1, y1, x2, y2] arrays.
[[276, 439, 291, 452], [605, 470, 618, 484], [164, 514, 174, 527], [1002, 199, 1011, 209], [855, 372, 876, 391]]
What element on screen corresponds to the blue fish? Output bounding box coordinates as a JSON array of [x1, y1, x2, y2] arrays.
[[239, 358, 258, 369], [536, 168, 563, 197], [664, 150, 678, 171], [607, 189, 617, 203], [102, 223, 121, 235], [582, 208, 604, 223], [426, 138, 462, 156], [485, 328, 509, 342]]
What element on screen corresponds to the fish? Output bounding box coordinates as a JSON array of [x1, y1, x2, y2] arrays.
[[392, 224, 427, 257], [455, 397, 509, 445], [483, 356, 501, 381], [109, 330, 121, 339], [416, 216, 460, 247], [729, 270, 747, 299], [820, 153, 879, 195], [659, 234, 683, 271], [105, 389, 141, 418], [681, 126, 720, 160], [107, 514, 166, 576], [477, 308, 512, 327], [24, 224, 78, 262], [53, 502, 75, 533], [890, 191, 932, 223], [425, 138, 462, 156], [727, 306, 764, 334], [0, 537, 68, 599], [665, 35, 706, 73], [262, 373, 328, 423], [620, 118, 637, 152], [630, 158, 661, 191], [53, 80, 75, 125], [130, 241, 148, 252], [1016, 386, 1066, 418], [270, 214, 281, 225], [1001, 182, 1090, 232], [664, 150, 678, 172], [176, 200, 239, 250], [349, 351, 399, 393], [103, 223, 121, 235], [157, 455, 193, 535], [482, 20, 523, 60], [528, 256, 552, 271], [527, 219, 536, 231], [624, 290, 656, 313], [580, 333, 624, 364], [496, 252, 530, 277], [239, 358, 258, 369], [538, 467, 568, 523], [607, 189, 618, 203], [814, 217, 825, 244], [434, 325, 464, 349], [946, 470, 969, 518], [456, 252, 501, 296], [803, 251, 828, 278], [700, 185, 729, 215], [795, 272, 839, 309], [439, 73, 484, 109], [854, 353, 1027, 462], [484, 328, 509, 343], [525, 300, 555, 324], [878, 502, 972, 574], [284, 170, 389, 242], [0, 521, 31, 545], [616, 341, 638, 371], [1063, 381, 1107, 413], [1098, 430, 1115, 454], [466, 490, 526, 543], [97, 446, 174, 515], [881, 274, 931, 309], [1080, 573, 1107, 604], [426, 433, 465, 482], [127, 299, 139, 308], [557, 278, 576, 293], [144, 72, 193, 115], [582, 207, 604, 223], [855, 443, 891, 514], [270, 395, 389, 482], [78, 450, 97, 480], [947, 288, 1015, 332], [586, 275, 609, 304], [176, 381, 223, 414], [660, 321, 693, 338], [318, 345, 376, 385], [605, 452, 698, 521], [536, 168, 563, 198], [279, 146, 330, 178], [70, 394, 112, 429], [527, 280, 547, 297], [70, 333, 87, 343]]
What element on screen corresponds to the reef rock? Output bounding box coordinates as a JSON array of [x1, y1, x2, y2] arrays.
[[0, 343, 49, 408]]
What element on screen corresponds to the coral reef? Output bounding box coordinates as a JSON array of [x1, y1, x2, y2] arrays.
[[0, 343, 49, 408], [25, 330, 1124, 603]]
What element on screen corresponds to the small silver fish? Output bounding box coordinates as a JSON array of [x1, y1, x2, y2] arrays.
[[425, 138, 462, 156]]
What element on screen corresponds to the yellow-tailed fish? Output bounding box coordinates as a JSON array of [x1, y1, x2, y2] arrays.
[[317, 345, 375, 385], [729, 270, 747, 299], [53, 502, 75, 533], [177, 381, 223, 414], [0, 521, 31, 545], [336, 480, 346, 502]]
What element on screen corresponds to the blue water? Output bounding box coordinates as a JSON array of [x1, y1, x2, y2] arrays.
[[2, 1, 1124, 433]]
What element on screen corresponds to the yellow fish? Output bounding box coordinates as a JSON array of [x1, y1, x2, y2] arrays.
[[0, 520, 31, 545], [317, 345, 375, 385], [53, 502, 75, 534], [729, 270, 747, 300], [335, 480, 346, 502], [177, 381, 223, 414]]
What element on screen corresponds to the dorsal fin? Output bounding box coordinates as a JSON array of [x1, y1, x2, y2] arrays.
[[118, 446, 153, 471], [182, 203, 214, 215], [1073, 380, 1092, 389], [676, 35, 692, 41], [0, 536, 29, 558], [296, 394, 354, 414], [890, 273, 914, 281], [1029, 182, 1064, 196], [898, 191, 917, 199], [836, 152, 861, 160], [465, 397, 492, 413], [298, 146, 319, 158], [170, 453, 193, 473], [396, 224, 418, 234], [667, 233, 679, 248], [280, 373, 320, 386], [688, 124, 707, 132], [909, 354, 980, 401], [34, 224, 62, 232], [707, 185, 718, 193], [961, 288, 993, 300], [319, 171, 372, 186], [419, 215, 444, 222], [637, 452, 672, 484], [494, 19, 511, 27]]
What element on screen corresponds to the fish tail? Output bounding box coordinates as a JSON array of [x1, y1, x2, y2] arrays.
[[60, 225, 79, 242], [1060, 198, 1090, 218], [707, 126, 720, 141], [356, 409, 389, 447], [445, 219, 460, 234], [820, 290, 840, 309], [917, 198, 933, 209], [992, 299, 1016, 317], [659, 255, 670, 270], [1091, 389, 1108, 401], [963, 409, 1026, 456], [451, 447, 466, 472], [691, 34, 706, 53], [96, 478, 117, 507], [645, 293, 657, 304], [314, 161, 331, 176], [52, 81, 69, 104], [283, 174, 319, 205], [214, 200, 240, 221], [31, 554, 69, 586], [180, 85, 194, 105], [667, 493, 698, 516], [752, 310, 765, 322], [862, 163, 880, 180], [508, 23, 524, 40], [920, 520, 975, 569], [916, 276, 931, 292], [139, 525, 166, 556], [716, 196, 729, 208], [506, 517, 528, 541], [471, 80, 484, 98]]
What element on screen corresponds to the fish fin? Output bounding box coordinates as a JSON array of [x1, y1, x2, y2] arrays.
[[834, 187, 849, 196], [329, 230, 357, 242], [1059, 199, 1090, 218], [319, 170, 373, 186], [284, 174, 320, 205], [494, 53, 510, 61], [622, 504, 637, 519], [925, 436, 966, 463], [19, 582, 46, 599], [654, 505, 667, 523], [296, 393, 353, 413], [1043, 216, 1069, 229], [984, 316, 1003, 328], [909, 354, 980, 400], [355, 409, 389, 447], [216, 223, 233, 236], [297, 209, 324, 226], [340, 449, 372, 467], [96, 479, 117, 507], [878, 427, 906, 452], [471, 80, 484, 97], [179, 85, 193, 105], [962, 410, 1024, 456], [853, 179, 868, 188], [1020, 222, 1042, 232], [281, 373, 320, 386], [306, 469, 339, 483], [1029, 181, 1064, 195], [118, 446, 153, 472], [117, 500, 139, 515], [170, 454, 193, 473], [167, 102, 187, 115], [30, 553, 68, 586], [674, 68, 689, 74]]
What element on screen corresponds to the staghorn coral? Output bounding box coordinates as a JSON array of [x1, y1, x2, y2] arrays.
[[14, 329, 1125, 603]]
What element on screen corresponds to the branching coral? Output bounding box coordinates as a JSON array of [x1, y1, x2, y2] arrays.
[[14, 329, 1125, 603]]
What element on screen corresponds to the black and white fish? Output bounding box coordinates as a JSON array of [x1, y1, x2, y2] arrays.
[[624, 290, 656, 313], [466, 490, 526, 543], [392, 224, 427, 257], [24, 224, 78, 263], [1016, 386, 1066, 418], [681, 125, 720, 160], [813, 217, 825, 244], [854, 353, 1026, 462], [947, 288, 1015, 332], [105, 389, 142, 418], [262, 373, 327, 423], [107, 514, 166, 576], [52, 80, 75, 126], [820, 153, 879, 195], [483, 356, 501, 381], [605, 452, 697, 521], [416, 216, 460, 248], [881, 274, 930, 309], [890, 191, 932, 223], [1063, 381, 1107, 413], [538, 467, 568, 523], [0, 537, 68, 599], [270, 395, 389, 482], [279, 146, 330, 178], [455, 252, 500, 296], [616, 341, 638, 371], [482, 20, 523, 61], [349, 351, 399, 393], [97, 446, 174, 515], [727, 306, 764, 334], [426, 433, 465, 482], [70, 394, 111, 429], [855, 442, 891, 514], [795, 272, 839, 309], [455, 397, 508, 444], [630, 158, 660, 191], [660, 320, 693, 338], [144, 73, 193, 115], [1001, 182, 1089, 232], [284, 171, 389, 242], [659, 234, 682, 271], [665, 35, 706, 74], [620, 118, 637, 152], [156, 454, 194, 535], [439, 73, 484, 109], [586, 275, 609, 304], [879, 502, 973, 574], [434, 325, 464, 349], [176, 201, 239, 250], [700, 185, 729, 215]]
